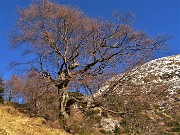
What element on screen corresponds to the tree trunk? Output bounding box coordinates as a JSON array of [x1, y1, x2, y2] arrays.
[[58, 87, 69, 127], [35, 100, 40, 116], [8, 91, 12, 102]]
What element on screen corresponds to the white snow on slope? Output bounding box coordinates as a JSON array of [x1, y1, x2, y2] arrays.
[[95, 54, 180, 97]]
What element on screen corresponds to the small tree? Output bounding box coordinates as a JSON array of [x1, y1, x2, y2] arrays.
[[10, 0, 169, 128], [0, 76, 5, 103], [5, 74, 23, 103], [6, 70, 59, 119]]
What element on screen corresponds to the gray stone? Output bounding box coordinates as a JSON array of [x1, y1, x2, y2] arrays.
[[100, 117, 119, 132]]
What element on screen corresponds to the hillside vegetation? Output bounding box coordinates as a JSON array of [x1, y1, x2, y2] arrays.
[[2, 55, 179, 135], [0, 105, 70, 135]]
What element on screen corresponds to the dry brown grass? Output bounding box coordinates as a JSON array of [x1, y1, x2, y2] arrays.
[[0, 105, 71, 135]]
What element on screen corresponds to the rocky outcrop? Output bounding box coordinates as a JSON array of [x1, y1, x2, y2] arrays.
[[100, 117, 119, 132]]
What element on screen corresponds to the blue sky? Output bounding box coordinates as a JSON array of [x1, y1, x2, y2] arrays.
[[0, 0, 180, 80]]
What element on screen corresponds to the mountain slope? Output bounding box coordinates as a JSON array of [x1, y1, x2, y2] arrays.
[[94, 54, 180, 134], [98, 55, 179, 111], [97, 54, 180, 98]]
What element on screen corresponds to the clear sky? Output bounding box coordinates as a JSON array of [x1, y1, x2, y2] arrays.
[[0, 0, 180, 80]]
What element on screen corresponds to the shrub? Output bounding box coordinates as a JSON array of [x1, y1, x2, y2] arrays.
[[86, 109, 100, 116], [101, 111, 108, 118], [165, 121, 180, 127], [159, 131, 174, 135], [90, 115, 102, 123], [114, 125, 121, 134], [98, 125, 103, 128], [70, 124, 91, 135], [170, 127, 180, 132], [99, 129, 112, 134]]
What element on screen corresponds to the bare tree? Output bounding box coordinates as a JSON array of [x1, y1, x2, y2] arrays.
[[5, 74, 23, 103], [21, 69, 55, 115], [5, 70, 59, 120], [10, 0, 169, 128]]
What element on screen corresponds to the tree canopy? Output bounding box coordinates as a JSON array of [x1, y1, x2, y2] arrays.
[[10, 0, 168, 89], [9, 0, 169, 129]]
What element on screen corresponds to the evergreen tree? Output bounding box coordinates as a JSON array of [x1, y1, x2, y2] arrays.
[[0, 77, 5, 103]]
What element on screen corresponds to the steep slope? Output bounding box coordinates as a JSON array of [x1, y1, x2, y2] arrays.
[[93, 54, 180, 134], [97, 54, 180, 101], [0, 105, 70, 135], [99, 54, 179, 111]]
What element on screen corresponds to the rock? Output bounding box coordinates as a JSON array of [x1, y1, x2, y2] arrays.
[[100, 117, 119, 132]]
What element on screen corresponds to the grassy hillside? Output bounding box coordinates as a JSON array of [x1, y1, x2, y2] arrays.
[[0, 105, 71, 135]]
